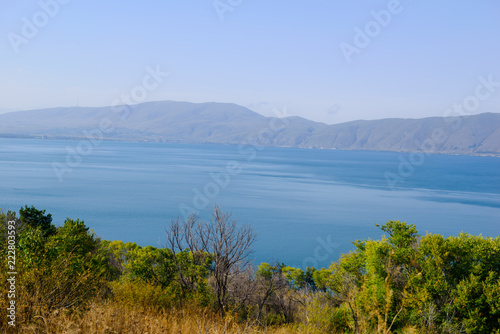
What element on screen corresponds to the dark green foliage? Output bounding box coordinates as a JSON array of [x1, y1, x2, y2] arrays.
[[0, 208, 113, 327], [19, 205, 56, 237]]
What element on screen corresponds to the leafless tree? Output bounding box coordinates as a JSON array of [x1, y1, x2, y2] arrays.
[[166, 205, 257, 316], [208, 206, 256, 315], [226, 265, 258, 317], [166, 214, 207, 295]]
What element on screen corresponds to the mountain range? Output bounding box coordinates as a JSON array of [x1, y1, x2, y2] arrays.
[[0, 100, 499, 156]]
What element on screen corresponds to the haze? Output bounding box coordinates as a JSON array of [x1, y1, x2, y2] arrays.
[[1, 1, 499, 124]]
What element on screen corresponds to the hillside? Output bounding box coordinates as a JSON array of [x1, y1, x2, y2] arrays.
[[3, 207, 500, 333], [0, 100, 499, 155]]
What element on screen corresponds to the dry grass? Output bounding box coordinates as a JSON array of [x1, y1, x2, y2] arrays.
[[12, 301, 311, 334]]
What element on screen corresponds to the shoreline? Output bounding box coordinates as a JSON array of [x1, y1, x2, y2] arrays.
[[0, 134, 499, 158]]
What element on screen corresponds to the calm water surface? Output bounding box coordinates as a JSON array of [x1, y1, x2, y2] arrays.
[[1, 138, 499, 268]]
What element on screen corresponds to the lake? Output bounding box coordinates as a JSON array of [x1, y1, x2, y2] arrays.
[[1, 138, 499, 269]]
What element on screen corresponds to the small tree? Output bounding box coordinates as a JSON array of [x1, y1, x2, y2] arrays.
[[19, 205, 56, 237]]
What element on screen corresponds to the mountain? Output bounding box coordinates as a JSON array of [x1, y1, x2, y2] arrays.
[[0, 100, 499, 156]]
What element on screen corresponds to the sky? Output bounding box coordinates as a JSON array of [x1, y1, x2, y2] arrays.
[[0, 0, 499, 124]]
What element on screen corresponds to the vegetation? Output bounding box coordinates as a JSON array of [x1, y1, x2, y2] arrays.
[[1, 206, 499, 333]]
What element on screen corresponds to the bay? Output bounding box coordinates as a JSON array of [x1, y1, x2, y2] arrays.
[[1, 138, 499, 269]]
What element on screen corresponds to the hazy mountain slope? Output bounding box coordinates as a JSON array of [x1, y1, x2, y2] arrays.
[[303, 113, 500, 154], [0, 101, 266, 143], [0, 100, 498, 155]]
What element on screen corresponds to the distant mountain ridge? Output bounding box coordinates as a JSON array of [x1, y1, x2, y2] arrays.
[[0, 100, 499, 156]]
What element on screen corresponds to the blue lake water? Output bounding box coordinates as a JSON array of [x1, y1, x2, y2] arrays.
[[1, 138, 499, 268]]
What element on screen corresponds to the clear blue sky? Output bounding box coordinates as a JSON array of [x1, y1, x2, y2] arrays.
[[1, 0, 499, 124]]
